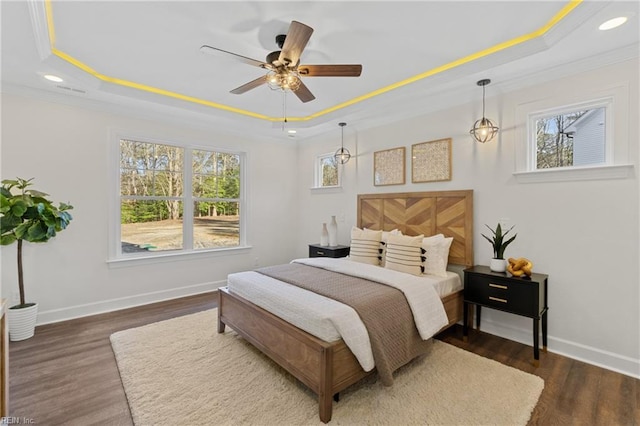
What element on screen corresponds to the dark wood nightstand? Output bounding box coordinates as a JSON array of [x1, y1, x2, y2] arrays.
[[308, 244, 350, 258], [463, 265, 548, 366]]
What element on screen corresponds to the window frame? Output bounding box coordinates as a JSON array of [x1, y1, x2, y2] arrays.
[[108, 132, 248, 264], [314, 152, 341, 189], [514, 83, 633, 183]]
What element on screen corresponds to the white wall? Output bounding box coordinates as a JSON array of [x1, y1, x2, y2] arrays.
[[0, 93, 299, 323], [1, 58, 637, 378], [296, 59, 639, 378]]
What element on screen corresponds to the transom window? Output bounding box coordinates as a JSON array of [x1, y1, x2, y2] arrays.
[[116, 138, 243, 258], [530, 102, 609, 170], [514, 84, 632, 183], [315, 153, 340, 188]]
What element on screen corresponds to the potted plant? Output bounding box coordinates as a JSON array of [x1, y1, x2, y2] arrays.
[[481, 223, 516, 272], [0, 178, 73, 341]]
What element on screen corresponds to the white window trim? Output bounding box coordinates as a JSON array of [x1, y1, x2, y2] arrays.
[[107, 130, 248, 264], [514, 83, 633, 183], [312, 151, 342, 190]]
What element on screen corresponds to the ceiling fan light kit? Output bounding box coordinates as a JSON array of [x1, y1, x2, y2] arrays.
[[334, 122, 351, 165], [267, 69, 302, 91], [470, 78, 499, 143], [201, 20, 362, 104]]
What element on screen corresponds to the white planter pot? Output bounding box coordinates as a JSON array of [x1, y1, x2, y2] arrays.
[[8, 303, 38, 341], [490, 258, 507, 273]]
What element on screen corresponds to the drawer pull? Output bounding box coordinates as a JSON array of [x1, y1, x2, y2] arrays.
[[489, 283, 508, 290], [316, 251, 325, 255], [489, 296, 508, 303]]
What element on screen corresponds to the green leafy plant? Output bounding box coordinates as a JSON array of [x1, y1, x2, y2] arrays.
[[0, 178, 73, 308], [481, 223, 516, 260]]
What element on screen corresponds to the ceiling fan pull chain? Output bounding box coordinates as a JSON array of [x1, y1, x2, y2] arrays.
[[282, 90, 288, 131]]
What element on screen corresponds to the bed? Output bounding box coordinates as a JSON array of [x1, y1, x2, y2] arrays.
[[217, 190, 473, 423]]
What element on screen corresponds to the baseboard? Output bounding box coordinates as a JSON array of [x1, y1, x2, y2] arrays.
[[36, 280, 225, 325], [477, 319, 640, 379]]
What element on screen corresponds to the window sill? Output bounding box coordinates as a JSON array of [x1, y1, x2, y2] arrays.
[[310, 186, 343, 194], [513, 164, 634, 183], [107, 245, 252, 268]]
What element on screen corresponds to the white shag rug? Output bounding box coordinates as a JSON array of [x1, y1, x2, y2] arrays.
[[111, 309, 544, 425]]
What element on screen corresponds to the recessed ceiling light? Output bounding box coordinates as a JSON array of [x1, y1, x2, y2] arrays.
[[43, 74, 64, 83], [599, 17, 628, 31], [287, 129, 297, 134]]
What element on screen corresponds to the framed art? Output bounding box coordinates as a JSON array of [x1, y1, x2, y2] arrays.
[[411, 138, 452, 183], [374, 147, 405, 186]]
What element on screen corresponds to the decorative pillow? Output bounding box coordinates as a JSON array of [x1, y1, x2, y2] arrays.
[[349, 227, 383, 265], [384, 234, 425, 276], [422, 236, 453, 277], [371, 228, 402, 267]]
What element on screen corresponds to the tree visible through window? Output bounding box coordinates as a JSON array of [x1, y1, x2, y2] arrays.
[[119, 139, 241, 255], [316, 154, 339, 187], [192, 150, 241, 249], [534, 107, 606, 169]]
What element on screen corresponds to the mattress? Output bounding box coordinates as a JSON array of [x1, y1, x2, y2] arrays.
[[226, 257, 459, 371]]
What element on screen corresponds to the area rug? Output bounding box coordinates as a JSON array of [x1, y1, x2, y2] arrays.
[[111, 309, 544, 425]]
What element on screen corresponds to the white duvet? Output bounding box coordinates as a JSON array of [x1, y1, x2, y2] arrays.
[[226, 257, 449, 371]]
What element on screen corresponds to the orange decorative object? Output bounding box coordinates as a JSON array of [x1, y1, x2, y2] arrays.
[[507, 257, 533, 277]]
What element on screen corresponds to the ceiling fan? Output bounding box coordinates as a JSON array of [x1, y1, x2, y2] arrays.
[[200, 20, 362, 103]]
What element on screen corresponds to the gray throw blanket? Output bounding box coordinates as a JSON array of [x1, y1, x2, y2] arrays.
[[256, 263, 432, 386]]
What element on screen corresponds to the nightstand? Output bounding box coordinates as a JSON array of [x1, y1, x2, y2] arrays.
[[463, 265, 548, 366], [308, 244, 350, 258]]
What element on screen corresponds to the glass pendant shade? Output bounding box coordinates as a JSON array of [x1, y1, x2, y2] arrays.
[[334, 122, 351, 164], [470, 79, 499, 143]]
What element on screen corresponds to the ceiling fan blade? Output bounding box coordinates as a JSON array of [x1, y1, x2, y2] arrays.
[[279, 21, 313, 66], [230, 76, 267, 94], [298, 64, 362, 77], [200, 45, 268, 68], [292, 79, 315, 103]]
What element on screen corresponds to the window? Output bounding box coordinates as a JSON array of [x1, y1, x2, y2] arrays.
[[530, 102, 609, 170], [115, 138, 244, 259], [315, 153, 340, 188], [514, 84, 632, 183]]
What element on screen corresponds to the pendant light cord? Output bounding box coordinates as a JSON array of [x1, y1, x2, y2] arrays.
[[482, 83, 486, 119]]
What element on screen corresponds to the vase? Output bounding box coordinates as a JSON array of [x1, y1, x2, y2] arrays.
[[490, 258, 507, 273], [8, 302, 38, 341], [328, 216, 338, 247], [320, 223, 329, 246]]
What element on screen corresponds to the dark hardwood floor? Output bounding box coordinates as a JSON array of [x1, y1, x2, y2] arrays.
[[9, 292, 638, 425]]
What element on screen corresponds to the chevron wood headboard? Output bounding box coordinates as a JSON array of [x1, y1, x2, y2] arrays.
[[357, 190, 474, 267]]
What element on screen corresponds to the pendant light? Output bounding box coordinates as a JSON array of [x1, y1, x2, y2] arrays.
[[334, 122, 351, 164], [470, 79, 499, 143]]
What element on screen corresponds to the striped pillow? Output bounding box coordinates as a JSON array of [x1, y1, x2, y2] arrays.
[[365, 228, 402, 266], [349, 227, 383, 265], [384, 234, 425, 276]]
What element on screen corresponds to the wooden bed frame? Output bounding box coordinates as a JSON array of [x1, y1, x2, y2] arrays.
[[218, 190, 473, 423]]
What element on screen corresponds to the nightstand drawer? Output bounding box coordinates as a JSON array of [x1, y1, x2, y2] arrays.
[[465, 275, 540, 317], [308, 244, 350, 258]]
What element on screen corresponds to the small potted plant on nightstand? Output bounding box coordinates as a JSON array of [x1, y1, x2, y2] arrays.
[[0, 178, 73, 341], [482, 223, 516, 272]]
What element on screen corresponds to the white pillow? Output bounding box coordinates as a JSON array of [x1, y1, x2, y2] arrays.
[[384, 234, 425, 276], [349, 227, 383, 265], [422, 236, 453, 277]]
